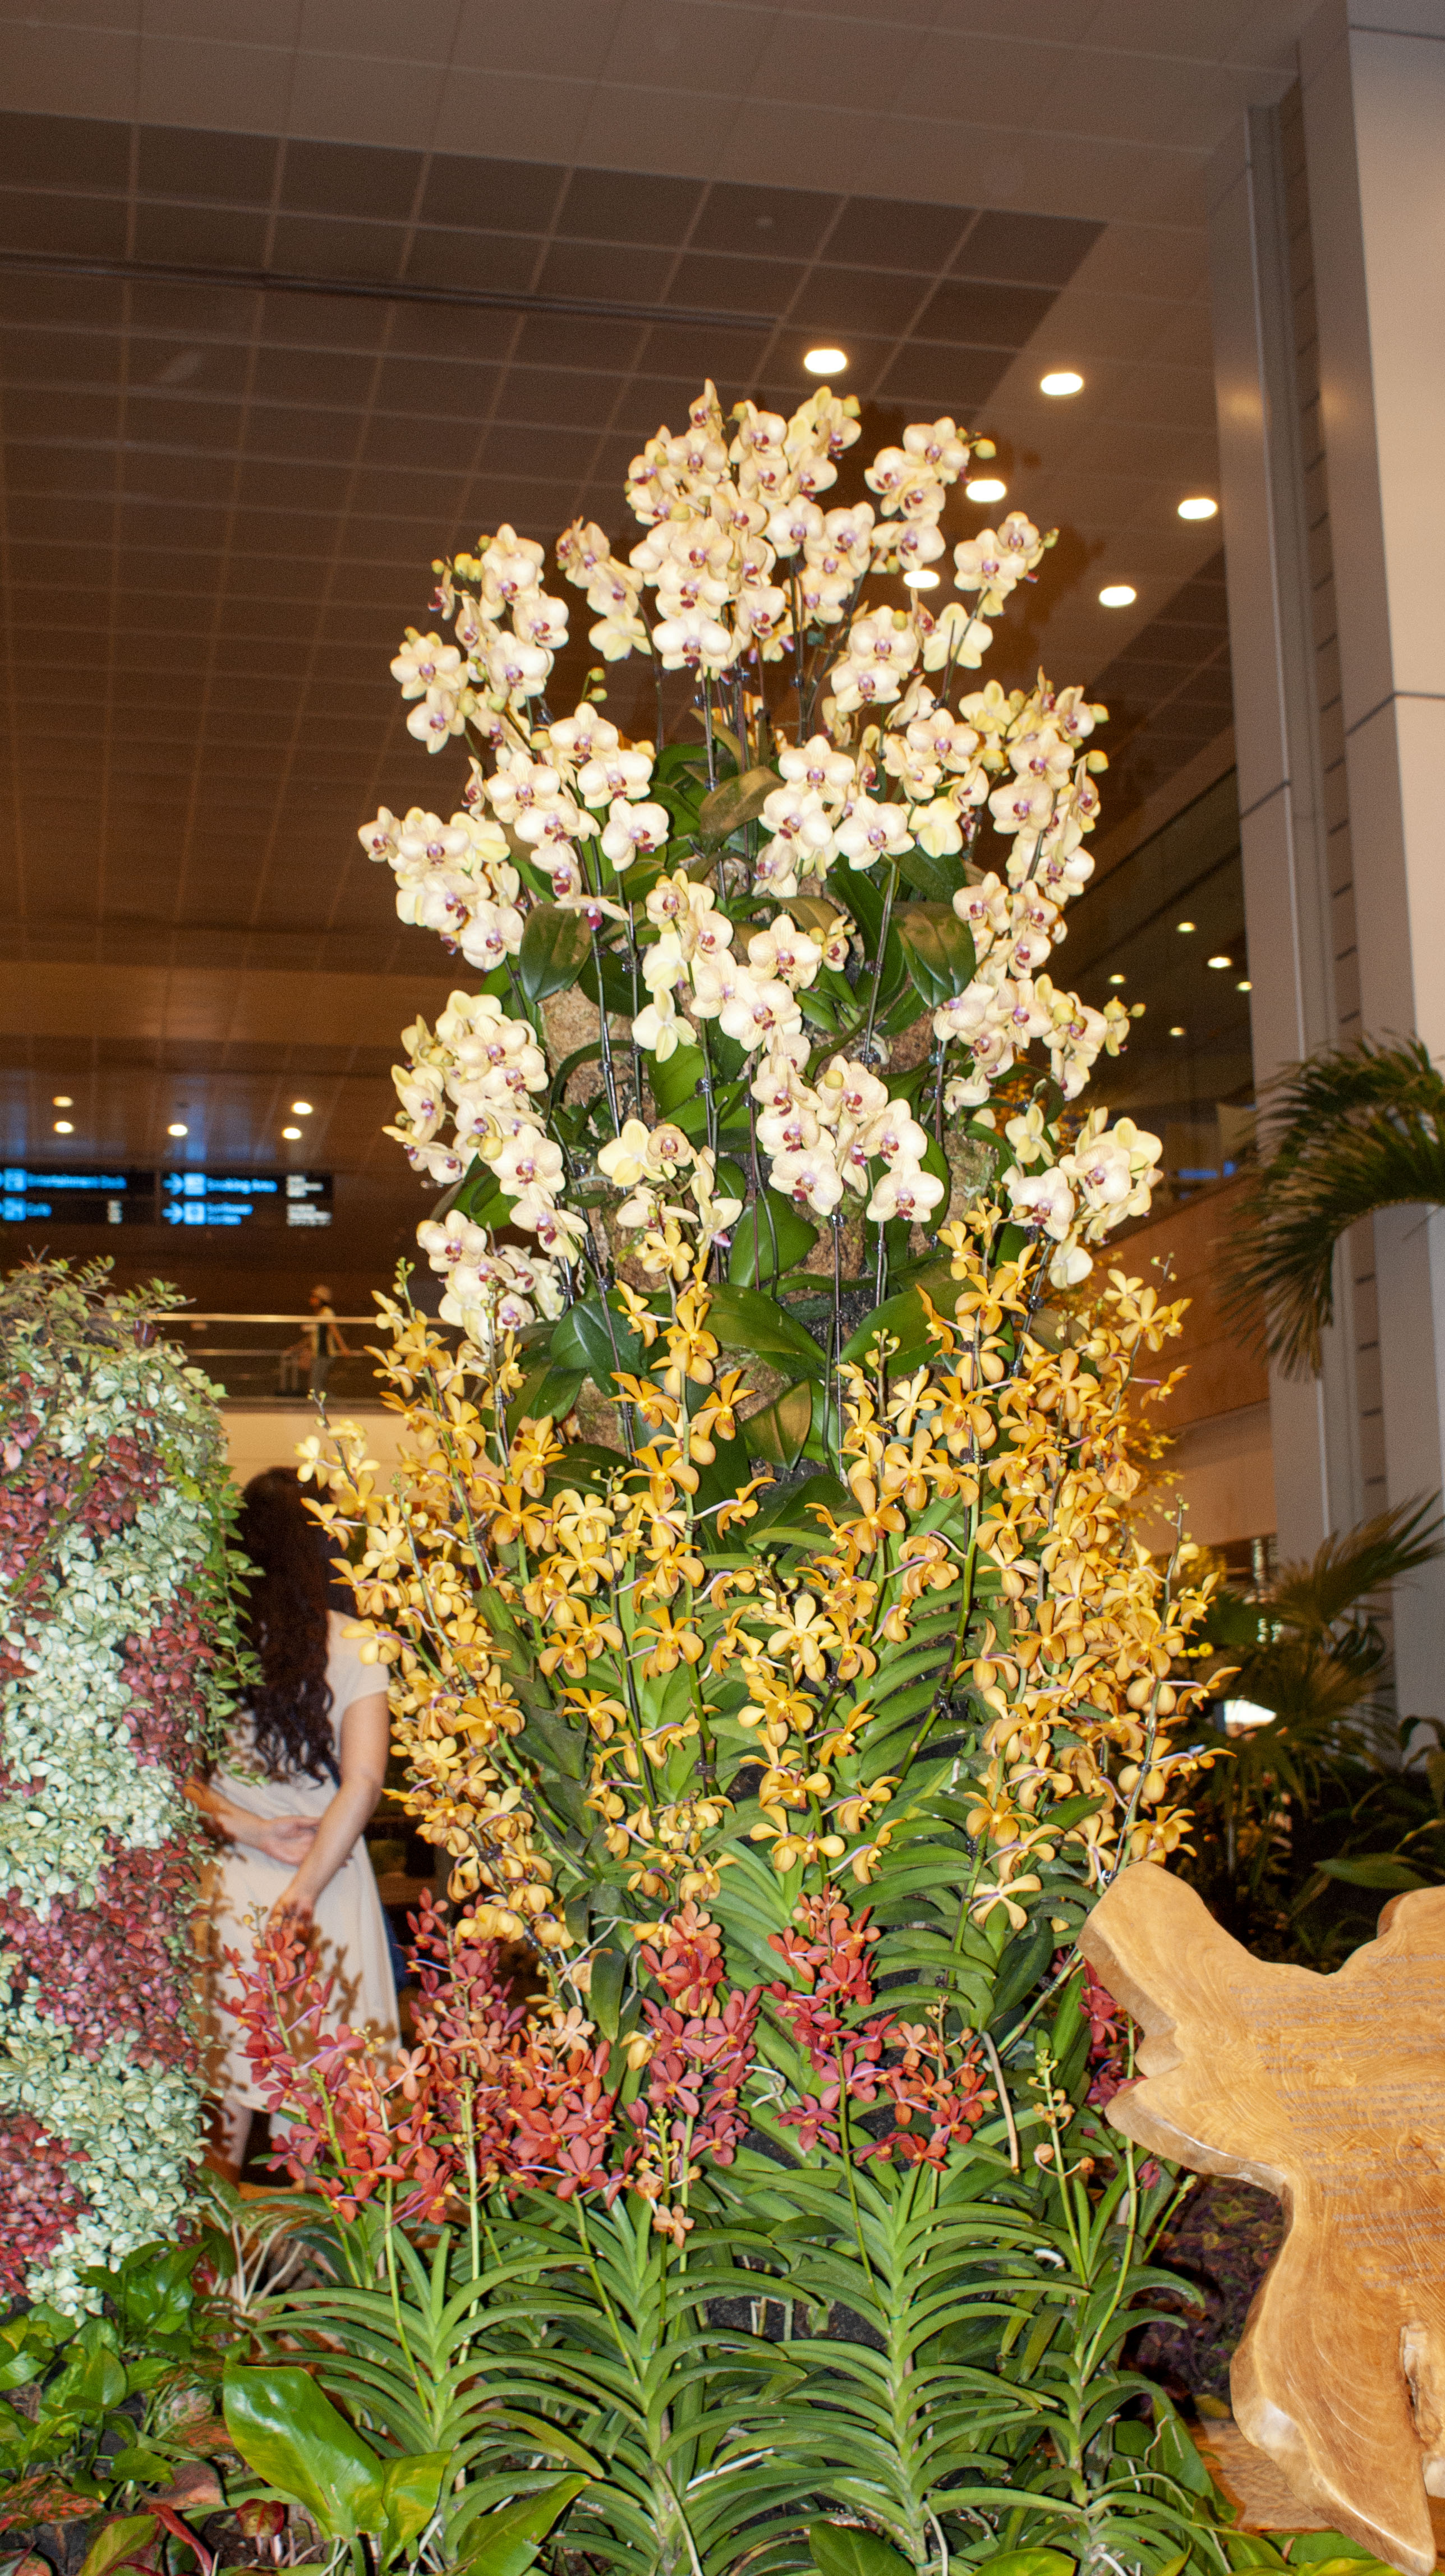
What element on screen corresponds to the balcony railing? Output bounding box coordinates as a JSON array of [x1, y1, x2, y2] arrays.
[[166, 1313, 392, 1405]]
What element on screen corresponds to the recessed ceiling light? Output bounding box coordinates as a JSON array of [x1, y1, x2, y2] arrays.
[[1041, 370, 1083, 397], [1099, 583, 1136, 608], [167, 1122, 188, 1138], [53, 1119, 73, 1135], [1236, 977, 1253, 991], [1178, 496, 1218, 521], [803, 346, 846, 375], [1176, 921, 1196, 934], [291, 1099, 314, 1115], [1170, 1025, 1186, 1038], [1208, 954, 1233, 969], [52, 1093, 73, 1108], [282, 1125, 303, 1140], [903, 567, 940, 588], [1107, 972, 1126, 986], [965, 476, 1007, 503]]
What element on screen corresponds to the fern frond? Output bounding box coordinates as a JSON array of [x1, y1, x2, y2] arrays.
[[1222, 1038, 1445, 1373]]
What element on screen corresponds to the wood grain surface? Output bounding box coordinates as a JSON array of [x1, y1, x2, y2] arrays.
[[1081, 1865, 1445, 2576]]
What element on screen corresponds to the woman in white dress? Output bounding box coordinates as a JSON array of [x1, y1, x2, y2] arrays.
[[192, 1467, 398, 2181]]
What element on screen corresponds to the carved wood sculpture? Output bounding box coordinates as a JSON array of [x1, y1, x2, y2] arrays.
[[1080, 1864, 1445, 2576]]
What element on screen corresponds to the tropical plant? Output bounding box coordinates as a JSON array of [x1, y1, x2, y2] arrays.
[[1223, 1036, 1445, 1373], [0, 1260, 245, 2307], [1177, 1501, 1444, 1956]]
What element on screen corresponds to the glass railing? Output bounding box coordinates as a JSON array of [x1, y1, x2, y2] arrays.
[[166, 1314, 390, 1405]]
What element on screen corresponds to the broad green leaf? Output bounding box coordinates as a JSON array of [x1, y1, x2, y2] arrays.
[[1287, 2544, 1395, 2569], [708, 1285, 826, 1380], [839, 1285, 939, 1372], [222, 2363, 385, 2538], [78, 2518, 157, 2576], [586, 1947, 627, 2040], [749, 1471, 850, 1538], [808, 2520, 914, 2576], [699, 766, 776, 843], [974, 2555, 1076, 2576], [379, 2451, 448, 2564], [459, 2477, 592, 2576], [650, 1041, 708, 1116], [549, 1291, 643, 1384], [517, 904, 591, 1003], [1148, 2412, 1214, 2496], [743, 1382, 814, 1469], [1317, 1855, 1426, 1890], [895, 844, 968, 901], [896, 903, 977, 1008], [728, 1190, 818, 1286]]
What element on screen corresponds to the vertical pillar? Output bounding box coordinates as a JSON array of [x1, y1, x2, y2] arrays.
[[1211, 0, 1445, 1716], [1207, 99, 1365, 1563], [1301, 0, 1445, 1721]]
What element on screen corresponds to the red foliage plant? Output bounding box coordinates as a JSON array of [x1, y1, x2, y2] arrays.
[[0, 2111, 94, 2303]]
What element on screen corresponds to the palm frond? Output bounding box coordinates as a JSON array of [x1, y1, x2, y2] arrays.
[[1269, 1496, 1445, 1635], [1221, 1038, 1445, 1373]]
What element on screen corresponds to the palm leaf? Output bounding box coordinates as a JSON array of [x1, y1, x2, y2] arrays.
[[1222, 1037, 1445, 1372], [1268, 1496, 1444, 1635]]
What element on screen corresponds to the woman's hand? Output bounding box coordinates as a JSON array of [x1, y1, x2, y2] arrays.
[[268, 1883, 316, 1931], [245, 1813, 318, 1867]]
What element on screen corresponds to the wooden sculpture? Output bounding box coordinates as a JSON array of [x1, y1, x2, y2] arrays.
[[1080, 1865, 1445, 2576]]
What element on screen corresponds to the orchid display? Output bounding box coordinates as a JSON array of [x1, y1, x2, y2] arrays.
[[360, 380, 1156, 1406], [222, 384, 1244, 2576]]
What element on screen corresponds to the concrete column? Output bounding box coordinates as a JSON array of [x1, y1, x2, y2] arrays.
[[1211, 0, 1445, 1713], [1301, 0, 1445, 1720], [1207, 98, 1365, 1563]]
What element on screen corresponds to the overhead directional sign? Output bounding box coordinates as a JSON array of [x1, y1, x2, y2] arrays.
[[1, 1170, 333, 1229]]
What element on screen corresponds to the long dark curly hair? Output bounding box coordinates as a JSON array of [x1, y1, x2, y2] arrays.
[[236, 1468, 334, 1782]]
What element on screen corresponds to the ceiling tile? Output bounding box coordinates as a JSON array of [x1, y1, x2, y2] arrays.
[[0, 105, 129, 187], [279, 134, 421, 218], [556, 164, 703, 245], [534, 237, 678, 302], [404, 227, 543, 293], [136, 122, 278, 201], [691, 179, 841, 261], [825, 194, 970, 272], [269, 210, 409, 279], [418, 153, 566, 232], [790, 265, 928, 335], [956, 206, 1103, 284], [0, 184, 127, 256], [134, 200, 271, 265], [663, 249, 797, 317]]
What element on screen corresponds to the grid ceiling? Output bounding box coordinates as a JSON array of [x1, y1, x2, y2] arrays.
[[0, 72, 1249, 1192]]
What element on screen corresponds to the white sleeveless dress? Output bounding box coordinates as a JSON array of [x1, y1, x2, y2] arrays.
[[199, 1613, 400, 2110]]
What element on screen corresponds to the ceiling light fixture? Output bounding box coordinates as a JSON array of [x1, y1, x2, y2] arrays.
[[1208, 954, 1233, 969], [291, 1099, 314, 1115], [1041, 370, 1083, 397], [903, 567, 940, 588], [1237, 977, 1253, 992], [1099, 583, 1136, 608], [1107, 972, 1126, 986], [1178, 495, 1218, 521], [167, 1122, 188, 1138], [803, 346, 847, 375], [52, 1093, 73, 1108], [53, 1119, 73, 1135], [965, 476, 1007, 503], [1176, 920, 1196, 934], [282, 1125, 302, 1141], [1170, 1025, 1186, 1038]]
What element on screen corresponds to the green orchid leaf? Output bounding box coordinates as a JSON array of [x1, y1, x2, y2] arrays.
[[517, 904, 592, 1004], [586, 1946, 627, 2040], [743, 1382, 814, 1469], [896, 903, 977, 1008], [458, 2477, 591, 2576], [222, 2363, 385, 2539], [650, 1041, 709, 1116], [808, 2519, 915, 2576], [708, 1285, 826, 1380], [698, 766, 776, 844], [549, 1291, 643, 1384], [728, 1190, 819, 1287]]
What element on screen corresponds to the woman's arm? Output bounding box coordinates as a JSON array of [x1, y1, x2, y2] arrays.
[[270, 1691, 390, 1923], [185, 1777, 316, 1869]]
